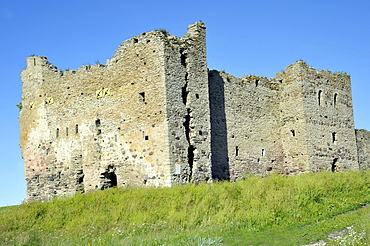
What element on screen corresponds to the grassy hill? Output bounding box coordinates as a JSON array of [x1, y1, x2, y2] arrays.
[[1, 171, 369, 245]]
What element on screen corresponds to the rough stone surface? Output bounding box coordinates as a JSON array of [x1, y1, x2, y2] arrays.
[[19, 22, 369, 202], [356, 129, 370, 170]]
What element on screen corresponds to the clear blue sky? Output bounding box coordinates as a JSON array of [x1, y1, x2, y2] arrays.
[[1, 0, 369, 207]]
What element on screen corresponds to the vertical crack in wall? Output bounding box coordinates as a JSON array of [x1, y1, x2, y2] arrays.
[[180, 48, 194, 181], [182, 72, 189, 105], [183, 108, 194, 179]]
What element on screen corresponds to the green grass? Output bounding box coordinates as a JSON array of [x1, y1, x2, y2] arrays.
[[0, 170, 369, 245]]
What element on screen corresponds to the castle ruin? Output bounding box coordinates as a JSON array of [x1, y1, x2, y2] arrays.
[[20, 22, 370, 201]]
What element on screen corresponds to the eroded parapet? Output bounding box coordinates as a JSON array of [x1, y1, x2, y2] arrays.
[[25, 56, 59, 72], [277, 61, 351, 90]]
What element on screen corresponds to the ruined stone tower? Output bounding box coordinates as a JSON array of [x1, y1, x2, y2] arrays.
[[20, 22, 369, 202]]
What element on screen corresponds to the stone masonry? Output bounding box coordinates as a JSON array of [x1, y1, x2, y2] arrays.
[[20, 22, 369, 201]]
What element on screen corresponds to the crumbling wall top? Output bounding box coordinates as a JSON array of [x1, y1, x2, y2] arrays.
[[276, 61, 351, 89], [24, 56, 59, 72]]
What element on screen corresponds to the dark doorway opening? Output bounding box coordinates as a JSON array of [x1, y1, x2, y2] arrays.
[[101, 165, 117, 190], [331, 158, 339, 172]]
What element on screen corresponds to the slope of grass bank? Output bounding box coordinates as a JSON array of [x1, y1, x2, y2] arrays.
[[1, 170, 369, 245]]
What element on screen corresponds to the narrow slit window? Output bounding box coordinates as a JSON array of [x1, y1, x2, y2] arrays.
[[75, 124, 78, 134], [318, 90, 322, 106], [56, 128, 59, 138], [66, 127, 68, 136], [235, 146, 239, 156], [334, 93, 338, 108], [261, 148, 265, 156], [290, 130, 295, 137], [332, 132, 337, 144]]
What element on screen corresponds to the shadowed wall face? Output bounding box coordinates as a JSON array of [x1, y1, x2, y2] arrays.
[[209, 71, 284, 179], [209, 71, 229, 180]]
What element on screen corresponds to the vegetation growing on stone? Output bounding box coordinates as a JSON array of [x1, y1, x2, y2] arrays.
[[16, 102, 22, 111], [155, 28, 168, 35]]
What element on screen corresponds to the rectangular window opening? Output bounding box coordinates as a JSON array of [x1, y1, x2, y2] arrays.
[[290, 130, 295, 137], [261, 148, 265, 157], [235, 146, 239, 156], [75, 124, 78, 134], [145, 135, 149, 140], [175, 164, 181, 175], [56, 128, 59, 138], [66, 127, 68, 136]]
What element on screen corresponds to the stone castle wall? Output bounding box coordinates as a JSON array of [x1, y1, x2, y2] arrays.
[[162, 23, 212, 184], [21, 30, 173, 200], [209, 72, 284, 180], [20, 22, 368, 202], [277, 63, 359, 173], [356, 129, 370, 170], [208, 61, 360, 180]]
